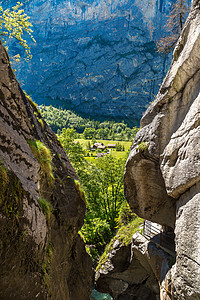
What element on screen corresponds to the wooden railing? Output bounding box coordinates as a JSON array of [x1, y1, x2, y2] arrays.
[[143, 220, 175, 256]]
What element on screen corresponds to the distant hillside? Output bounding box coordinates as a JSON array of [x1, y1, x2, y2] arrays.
[[7, 0, 173, 123], [39, 105, 138, 140]]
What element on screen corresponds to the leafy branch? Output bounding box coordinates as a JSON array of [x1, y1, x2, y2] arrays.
[[0, 2, 35, 60]]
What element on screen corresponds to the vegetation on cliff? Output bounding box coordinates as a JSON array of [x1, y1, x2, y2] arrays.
[[157, 0, 190, 53], [27, 139, 54, 186], [96, 203, 143, 271], [0, 2, 35, 60]]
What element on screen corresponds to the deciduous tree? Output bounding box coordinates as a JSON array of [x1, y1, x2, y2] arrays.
[[157, 0, 190, 53], [0, 2, 35, 60]]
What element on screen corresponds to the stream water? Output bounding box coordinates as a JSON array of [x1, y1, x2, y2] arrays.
[[91, 289, 113, 300]]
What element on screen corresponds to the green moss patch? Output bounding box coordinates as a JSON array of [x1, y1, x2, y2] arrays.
[[137, 141, 149, 152], [96, 216, 143, 271], [0, 161, 9, 204], [28, 140, 54, 185], [38, 198, 54, 221]]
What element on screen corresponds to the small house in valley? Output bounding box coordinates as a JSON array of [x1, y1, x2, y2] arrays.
[[107, 144, 116, 148], [91, 142, 106, 150]]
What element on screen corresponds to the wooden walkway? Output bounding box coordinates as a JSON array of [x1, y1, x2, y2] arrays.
[[143, 220, 175, 256]]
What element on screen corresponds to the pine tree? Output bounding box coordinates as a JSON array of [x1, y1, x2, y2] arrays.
[[157, 0, 190, 53]]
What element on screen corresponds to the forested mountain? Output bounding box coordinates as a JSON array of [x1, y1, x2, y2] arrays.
[[4, 0, 174, 124]]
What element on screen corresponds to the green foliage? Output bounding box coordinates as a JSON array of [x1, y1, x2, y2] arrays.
[[83, 127, 96, 139], [58, 127, 85, 173], [0, 160, 9, 203], [115, 142, 125, 151], [116, 216, 143, 246], [38, 198, 53, 220], [0, 171, 24, 220], [24, 90, 38, 111], [137, 141, 148, 152], [28, 140, 54, 185], [85, 245, 99, 263], [80, 218, 112, 248], [51, 109, 140, 263], [23, 91, 45, 128], [57, 126, 131, 261], [157, 0, 189, 53], [38, 118, 44, 128], [74, 179, 86, 204], [96, 216, 143, 271], [41, 242, 54, 289], [82, 155, 126, 231], [0, 2, 36, 60], [39, 105, 139, 141], [116, 201, 135, 227], [78, 155, 128, 260]]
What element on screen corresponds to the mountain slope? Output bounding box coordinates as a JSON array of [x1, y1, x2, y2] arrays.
[[7, 0, 173, 123]]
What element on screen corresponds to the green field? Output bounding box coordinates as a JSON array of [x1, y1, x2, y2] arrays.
[[76, 139, 132, 150], [76, 139, 132, 160]]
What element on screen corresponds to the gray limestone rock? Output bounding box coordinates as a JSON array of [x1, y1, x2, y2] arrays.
[[124, 1, 200, 299], [96, 232, 172, 300]]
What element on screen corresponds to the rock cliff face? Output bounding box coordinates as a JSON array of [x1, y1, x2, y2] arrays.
[[124, 0, 200, 299], [96, 232, 173, 300], [0, 41, 92, 299], [7, 0, 174, 122], [96, 1, 200, 299]]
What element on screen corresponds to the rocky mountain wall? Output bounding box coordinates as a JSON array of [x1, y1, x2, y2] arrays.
[[0, 41, 93, 299], [124, 0, 200, 298], [4, 0, 175, 122]]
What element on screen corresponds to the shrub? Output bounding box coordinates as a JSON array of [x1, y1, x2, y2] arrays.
[[137, 141, 148, 152], [96, 216, 143, 271], [115, 201, 135, 226], [0, 2, 36, 60], [28, 140, 54, 185], [80, 218, 112, 248]]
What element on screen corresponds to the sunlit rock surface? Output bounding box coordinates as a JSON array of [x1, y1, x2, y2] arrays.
[[6, 0, 173, 122], [95, 232, 172, 300], [124, 0, 200, 298]]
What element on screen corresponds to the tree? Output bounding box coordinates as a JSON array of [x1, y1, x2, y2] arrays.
[[83, 155, 127, 230], [157, 0, 190, 53], [97, 128, 105, 139], [86, 141, 91, 150], [0, 2, 35, 60], [83, 127, 96, 139], [58, 127, 85, 173]]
